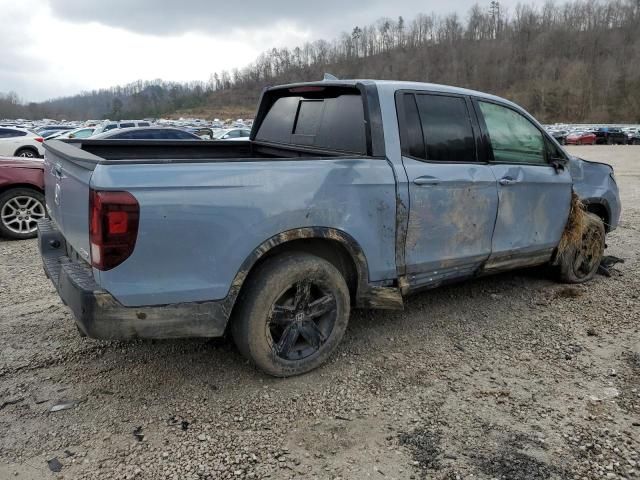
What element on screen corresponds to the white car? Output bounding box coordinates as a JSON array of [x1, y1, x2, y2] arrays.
[[212, 128, 251, 140], [92, 120, 152, 136], [48, 127, 96, 140], [0, 127, 45, 158]]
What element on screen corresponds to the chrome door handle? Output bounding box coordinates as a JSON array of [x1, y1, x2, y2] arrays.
[[499, 177, 517, 186], [414, 176, 440, 186]]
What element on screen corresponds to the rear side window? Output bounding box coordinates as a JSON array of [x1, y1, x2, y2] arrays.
[[138, 122, 150, 127], [397, 93, 476, 162], [397, 93, 425, 159], [0, 128, 26, 138], [478, 101, 545, 165], [120, 122, 135, 128], [256, 90, 366, 154], [415, 94, 476, 162]]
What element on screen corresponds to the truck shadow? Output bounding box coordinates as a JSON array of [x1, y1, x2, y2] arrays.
[[68, 264, 564, 386]]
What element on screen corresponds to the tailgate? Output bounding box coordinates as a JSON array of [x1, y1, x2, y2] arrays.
[[43, 140, 101, 262]]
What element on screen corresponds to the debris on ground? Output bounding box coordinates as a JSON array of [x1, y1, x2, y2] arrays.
[[49, 399, 81, 412], [47, 457, 62, 473], [598, 255, 625, 276], [0, 397, 22, 410], [133, 426, 144, 441]]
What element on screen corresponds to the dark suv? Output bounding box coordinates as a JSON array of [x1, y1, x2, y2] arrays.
[[594, 127, 628, 145]]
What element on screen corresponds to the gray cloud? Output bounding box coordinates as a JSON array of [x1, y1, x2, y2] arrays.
[[48, 0, 372, 36], [46, 0, 524, 38]]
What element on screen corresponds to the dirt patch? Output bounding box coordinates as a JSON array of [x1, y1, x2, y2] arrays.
[[478, 450, 565, 480], [399, 428, 442, 476]]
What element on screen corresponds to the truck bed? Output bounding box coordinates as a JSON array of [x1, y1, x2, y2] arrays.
[[54, 138, 356, 166]]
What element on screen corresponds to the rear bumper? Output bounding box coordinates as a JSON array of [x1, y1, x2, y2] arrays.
[[37, 218, 229, 340]]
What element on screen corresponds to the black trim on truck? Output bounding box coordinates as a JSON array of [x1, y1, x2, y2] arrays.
[[39, 219, 403, 341], [38, 218, 228, 339]]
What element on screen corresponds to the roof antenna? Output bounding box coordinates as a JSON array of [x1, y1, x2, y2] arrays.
[[323, 73, 339, 81]]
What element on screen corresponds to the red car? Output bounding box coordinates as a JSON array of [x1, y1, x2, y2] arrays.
[[565, 131, 596, 145], [0, 156, 46, 239]]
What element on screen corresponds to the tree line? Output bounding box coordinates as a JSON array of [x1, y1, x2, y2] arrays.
[[2, 0, 639, 123]]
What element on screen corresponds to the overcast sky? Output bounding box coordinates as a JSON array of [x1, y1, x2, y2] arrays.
[[1, 0, 539, 102]]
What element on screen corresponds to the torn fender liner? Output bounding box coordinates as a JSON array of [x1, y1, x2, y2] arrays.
[[557, 190, 586, 258]]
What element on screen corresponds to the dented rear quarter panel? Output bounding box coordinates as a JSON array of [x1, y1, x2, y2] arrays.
[[90, 159, 398, 307]]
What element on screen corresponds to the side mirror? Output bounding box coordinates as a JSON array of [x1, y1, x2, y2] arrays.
[[550, 156, 567, 173], [68, 134, 75, 139], [223, 134, 229, 139]]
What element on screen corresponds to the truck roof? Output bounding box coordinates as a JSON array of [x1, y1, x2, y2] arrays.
[[267, 79, 519, 109]]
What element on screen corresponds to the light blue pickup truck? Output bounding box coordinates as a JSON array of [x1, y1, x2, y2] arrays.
[[38, 80, 620, 376]]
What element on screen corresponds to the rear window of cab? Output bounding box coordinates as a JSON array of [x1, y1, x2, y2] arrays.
[[255, 87, 367, 155]]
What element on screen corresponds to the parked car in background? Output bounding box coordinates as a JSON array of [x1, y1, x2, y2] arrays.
[[212, 128, 251, 140], [92, 120, 152, 136], [45, 128, 96, 140], [58, 127, 96, 139], [565, 131, 596, 145], [186, 127, 215, 139], [626, 128, 640, 145], [91, 127, 201, 140], [35, 125, 76, 138], [40, 79, 620, 376], [0, 156, 45, 239], [0, 127, 44, 158], [550, 130, 568, 144], [594, 127, 627, 145]]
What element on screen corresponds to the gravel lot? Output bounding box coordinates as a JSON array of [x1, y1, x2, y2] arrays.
[[1, 146, 638, 480]]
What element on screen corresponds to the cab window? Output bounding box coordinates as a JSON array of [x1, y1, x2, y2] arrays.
[[478, 101, 545, 165]]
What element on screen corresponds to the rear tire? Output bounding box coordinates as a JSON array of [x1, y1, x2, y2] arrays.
[[556, 213, 605, 284], [231, 253, 350, 377], [0, 188, 46, 240]]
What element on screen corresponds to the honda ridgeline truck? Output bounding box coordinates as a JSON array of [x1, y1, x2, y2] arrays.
[[38, 80, 621, 376]]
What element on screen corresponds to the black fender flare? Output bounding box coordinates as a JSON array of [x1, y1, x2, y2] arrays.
[[220, 227, 403, 321]]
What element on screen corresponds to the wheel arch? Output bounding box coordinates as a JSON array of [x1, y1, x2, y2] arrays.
[[0, 183, 44, 196], [582, 198, 611, 232], [222, 227, 403, 325]]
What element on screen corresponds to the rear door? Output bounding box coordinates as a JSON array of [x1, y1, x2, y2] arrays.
[[397, 92, 498, 289], [474, 99, 572, 272]]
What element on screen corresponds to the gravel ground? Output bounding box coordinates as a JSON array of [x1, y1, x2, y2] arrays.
[[0, 146, 638, 480]]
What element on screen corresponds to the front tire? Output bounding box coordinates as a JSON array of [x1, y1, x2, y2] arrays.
[[557, 212, 605, 284], [231, 253, 350, 377], [0, 188, 46, 239]]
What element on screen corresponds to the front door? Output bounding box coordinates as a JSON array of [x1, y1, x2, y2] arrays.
[[474, 100, 572, 272], [396, 92, 499, 289]]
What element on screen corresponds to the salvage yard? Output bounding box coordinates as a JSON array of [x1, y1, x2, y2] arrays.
[[0, 146, 638, 480]]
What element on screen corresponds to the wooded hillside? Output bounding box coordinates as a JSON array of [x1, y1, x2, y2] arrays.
[[2, 0, 639, 123]]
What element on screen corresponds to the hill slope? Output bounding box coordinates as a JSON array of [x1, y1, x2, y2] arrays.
[[2, 0, 639, 123]]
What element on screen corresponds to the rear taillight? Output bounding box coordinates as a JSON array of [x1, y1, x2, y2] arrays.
[[89, 189, 139, 271], [34, 137, 44, 143]]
